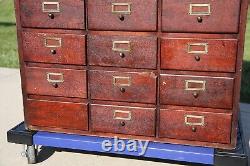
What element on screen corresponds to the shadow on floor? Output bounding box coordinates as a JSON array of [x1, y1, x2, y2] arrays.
[[36, 146, 55, 163], [0, 22, 16, 26], [241, 60, 250, 103]]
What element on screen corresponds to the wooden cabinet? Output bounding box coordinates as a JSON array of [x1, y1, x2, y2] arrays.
[[15, 0, 249, 149]]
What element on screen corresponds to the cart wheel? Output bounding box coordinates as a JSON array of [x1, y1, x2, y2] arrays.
[[26, 145, 37, 164]]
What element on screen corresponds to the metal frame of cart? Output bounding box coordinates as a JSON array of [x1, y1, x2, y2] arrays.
[[7, 122, 248, 166]]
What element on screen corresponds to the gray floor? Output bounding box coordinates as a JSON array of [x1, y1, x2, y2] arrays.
[[0, 67, 249, 166]]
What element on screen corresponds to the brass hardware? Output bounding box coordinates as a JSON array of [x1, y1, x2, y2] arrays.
[[119, 52, 126, 58], [120, 121, 126, 126], [47, 72, 64, 83], [113, 110, 132, 121], [50, 49, 56, 55], [187, 43, 208, 54], [185, 115, 205, 126], [42, 2, 60, 13], [119, 15, 125, 21], [113, 76, 131, 87], [48, 13, 55, 19], [185, 80, 206, 91], [195, 55, 201, 61], [197, 16, 203, 23], [120, 88, 126, 93], [52, 83, 59, 88], [192, 126, 197, 132], [112, 3, 131, 15], [112, 41, 131, 52], [44, 37, 62, 48], [193, 92, 199, 98], [189, 4, 211, 16]]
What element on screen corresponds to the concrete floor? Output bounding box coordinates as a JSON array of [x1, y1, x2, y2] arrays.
[[0, 67, 249, 166]]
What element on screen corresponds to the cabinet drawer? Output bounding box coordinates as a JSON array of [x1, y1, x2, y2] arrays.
[[161, 38, 238, 72], [159, 106, 232, 144], [26, 99, 88, 130], [25, 67, 87, 98], [88, 0, 157, 31], [88, 34, 157, 69], [91, 104, 156, 136], [162, 0, 240, 33], [89, 70, 157, 104], [22, 31, 86, 65], [160, 74, 234, 109], [20, 0, 85, 29]]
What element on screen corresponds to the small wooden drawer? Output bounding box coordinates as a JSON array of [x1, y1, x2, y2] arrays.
[[91, 104, 156, 136], [162, 0, 241, 33], [22, 31, 86, 65], [25, 67, 87, 98], [88, 0, 157, 31], [160, 74, 234, 109], [161, 38, 238, 72], [88, 34, 157, 69], [26, 99, 88, 130], [159, 106, 232, 144], [20, 0, 85, 29], [89, 70, 157, 104]]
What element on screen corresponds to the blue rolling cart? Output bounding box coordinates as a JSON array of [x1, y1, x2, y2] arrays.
[[7, 122, 248, 166]]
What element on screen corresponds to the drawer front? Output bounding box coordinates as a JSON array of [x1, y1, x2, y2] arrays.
[[161, 38, 238, 72], [89, 70, 157, 104], [160, 74, 234, 109], [159, 106, 232, 144], [88, 0, 157, 31], [91, 104, 156, 136], [25, 67, 87, 98], [26, 99, 88, 130], [22, 31, 86, 65], [162, 0, 241, 33], [20, 0, 85, 29], [88, 34, 157, 69]]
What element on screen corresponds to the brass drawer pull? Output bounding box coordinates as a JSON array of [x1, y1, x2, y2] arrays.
[[189, 4, 211, 16], [112, 3, 131, 15], [113, 76, 131, 87], [187, 43, 208, 54], [42, 2, 60, 13], [184, 115, 205, 126], [112, 41, 131, 52], [47, 72, 64, 83], [44, 37, 62, 48], [185, 80, 206, 91], [113, 110, 132, 121]]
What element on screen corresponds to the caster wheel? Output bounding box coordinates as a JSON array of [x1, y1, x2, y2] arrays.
[[26, 145, 37, 164]]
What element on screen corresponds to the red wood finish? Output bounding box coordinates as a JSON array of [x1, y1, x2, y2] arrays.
[[162, 0, 241, 33], [20, 0, 85, 29], [89, 70, 157, 104], [26, 99, 88, 130], [88, 33, 157, 69], [161, 38, 238, 72], [91, 104, 156, 136], [87, 0, 157, 31], [160, 74, 234, 109], [22, 31, 86, 65], [159, 106, 232, 144], [25, 67, 87, 98]]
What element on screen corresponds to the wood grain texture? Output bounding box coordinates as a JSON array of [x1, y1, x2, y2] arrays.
[[160, 74, 234, 109], [25, 67, 87, 98], [22, 31, 86, 65], [20, 0, 85, 29], [91, 104, 156, 136], [161, 37, 238, 72], [162, 0, 241, 33], [26, 99, 88, 130], [159, 106, 232, 144], [88, 0, 157, 31], [89, 70, 157, 104], [88, 33, 157, 69]]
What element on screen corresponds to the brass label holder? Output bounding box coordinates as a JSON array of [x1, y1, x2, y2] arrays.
[[112, 41, 131, 52], [42, 2, 60, 13], [113, 110, 132, 121], [113, 76, 131, 87], [47, 72, 64, 83], [189, 4, 211, 16], [187, 43, 208, 54], [44, 37, 62, 48], [185, 80, 206, 91], [112, 3, 131, 15], [185, 115, 205, 126]]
